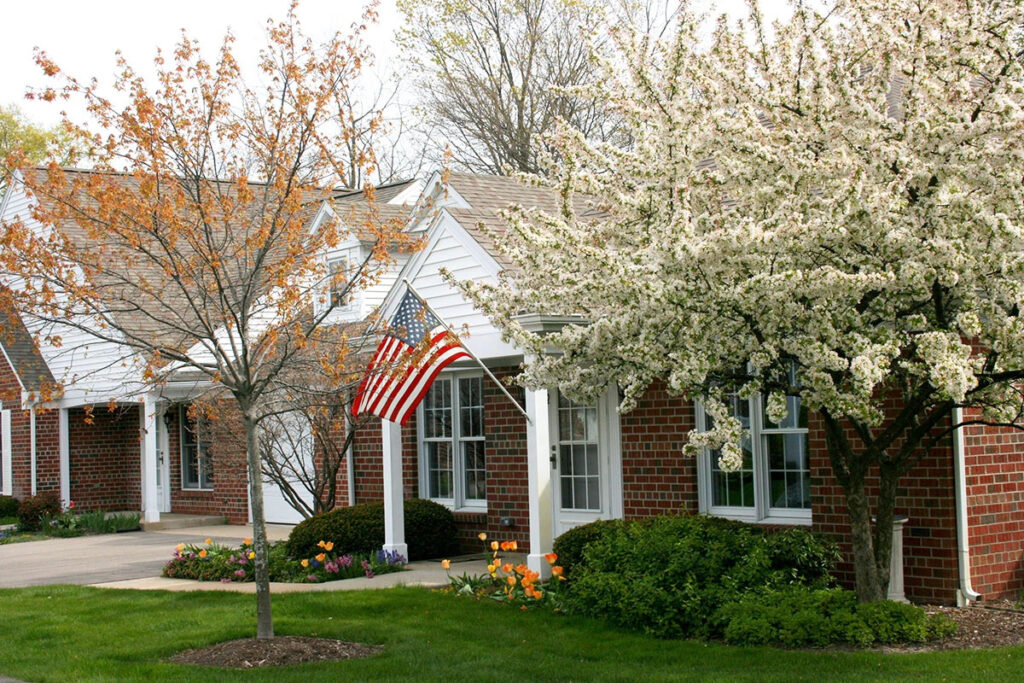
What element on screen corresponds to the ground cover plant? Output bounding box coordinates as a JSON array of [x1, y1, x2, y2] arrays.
[[286, 498, 458, 561], [8, 494, 140, 539], [162, 538, 405, 584], [0, 585, 1019, 682]]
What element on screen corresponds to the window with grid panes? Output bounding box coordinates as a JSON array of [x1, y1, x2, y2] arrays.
[[419, 373, 486, 509], [556, 393, 600, 511], [697, 386, 810, 524]]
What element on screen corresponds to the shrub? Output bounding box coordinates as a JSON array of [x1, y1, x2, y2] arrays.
[[716, 587, 956, 647], [0, 494, 19, 518], [286, 498, 458, 561], [552, 519, 623, 580], [562, 514, 839, 639], [17, 493, 61, 531]]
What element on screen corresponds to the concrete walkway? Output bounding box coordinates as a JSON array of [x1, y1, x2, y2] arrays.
[[0, 524, 487, 591]]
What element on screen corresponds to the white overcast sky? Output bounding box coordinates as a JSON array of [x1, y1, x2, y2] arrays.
[[1, 0, 791, 129]]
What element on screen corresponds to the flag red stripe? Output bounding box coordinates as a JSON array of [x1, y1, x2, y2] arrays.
[[391, 345, 471, 425], [351, 336, 402, 417], [360, 338, 408, 414], [376, 332, 466, 420]]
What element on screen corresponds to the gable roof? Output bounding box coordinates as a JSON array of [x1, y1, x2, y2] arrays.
[[0, 297, 56, 394]]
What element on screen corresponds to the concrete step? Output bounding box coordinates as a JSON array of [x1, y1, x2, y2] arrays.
[[141, 514, 226, 531]]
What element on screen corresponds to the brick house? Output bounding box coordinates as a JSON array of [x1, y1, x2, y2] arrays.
[[347, 172, 1024, 606], [3, 169, 1022, 605]]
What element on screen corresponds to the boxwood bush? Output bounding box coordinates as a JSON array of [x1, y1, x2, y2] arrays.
[[552, 519, 624, 580], [562, 514, 840, 639], [286, 498, 458, 561], [716, 587, 957, 647], [0, 494, 19, 519]]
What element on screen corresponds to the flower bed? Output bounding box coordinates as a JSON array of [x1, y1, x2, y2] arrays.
[[162, 538, 406, 583]]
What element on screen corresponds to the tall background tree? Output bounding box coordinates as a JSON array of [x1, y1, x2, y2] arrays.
[[0, 104, 81, 166], [396, 0, 627, 174], [460, 0, 1024, 602], [0, 3, 416, 637]]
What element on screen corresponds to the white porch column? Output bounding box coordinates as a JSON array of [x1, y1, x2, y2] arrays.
[[140, 397, 160, 523], [58, 407, 70, 506], [381, 419, 407, 558], [526, 387, 553, 578]]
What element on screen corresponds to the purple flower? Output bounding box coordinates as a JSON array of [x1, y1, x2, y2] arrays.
[[220, 578, 231, 584], [338, 555, 353, 568], [234, 569, 246, 577], [306, 575, 318, 582], [325, 562, 338, 573]]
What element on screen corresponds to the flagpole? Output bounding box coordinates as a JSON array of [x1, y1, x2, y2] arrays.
[[403, 279, 533, 425]]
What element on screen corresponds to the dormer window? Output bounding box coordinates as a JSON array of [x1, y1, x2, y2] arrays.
[[328, 257, 350, 309]]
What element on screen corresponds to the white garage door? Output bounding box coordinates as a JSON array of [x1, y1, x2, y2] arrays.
[[260, 412, 316, 525]]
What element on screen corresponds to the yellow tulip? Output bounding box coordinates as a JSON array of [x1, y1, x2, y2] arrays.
[[175, 543, 184, 552], [490, 541, 499, 551], [441, 559, 451, 570], [204, 538, 212, 544], [324, 541, 334, 551], [478, 532, 487, 541], [248, 551, 255, 560], [301, 559, 309, 568]]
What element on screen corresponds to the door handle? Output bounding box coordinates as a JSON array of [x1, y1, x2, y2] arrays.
[[550, 445, 557, 468]]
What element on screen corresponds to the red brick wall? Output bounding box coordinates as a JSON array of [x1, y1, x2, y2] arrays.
[[1, 353, 32, 499], [620, 381, 698, 518], [963, 415, 1024, 600], [808, 410, 959, 604], [167, 404, 250, 524], [67, 405, 141, 511]]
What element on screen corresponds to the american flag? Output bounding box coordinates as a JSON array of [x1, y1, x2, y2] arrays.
[[351, 289, 471, 425]]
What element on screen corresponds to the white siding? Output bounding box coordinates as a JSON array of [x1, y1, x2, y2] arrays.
[[404, 215, 519, 360], [1, 182, 147, 405]]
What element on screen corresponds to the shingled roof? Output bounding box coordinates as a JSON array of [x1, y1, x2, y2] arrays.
[[0, 299, 56, 394]]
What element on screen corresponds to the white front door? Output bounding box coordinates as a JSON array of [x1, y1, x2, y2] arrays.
[[156, 409, 171, 513], [260, 411, 315, 525], [549, 385, 623, 537]]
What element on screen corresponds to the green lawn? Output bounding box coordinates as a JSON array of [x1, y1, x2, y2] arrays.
[[0, 586, 1020, 682]]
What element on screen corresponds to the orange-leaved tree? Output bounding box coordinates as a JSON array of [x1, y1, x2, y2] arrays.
[[0, 1, 417, 638]]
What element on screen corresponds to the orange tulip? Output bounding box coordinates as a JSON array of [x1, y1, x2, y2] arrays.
[[198, 549, 207, 558], [478, 532, 488, 541], [315, 553, 326, 562], [243, 537, 252, 546], [544, 552, 558, 565], [204, 538, 212, 545], [324, 541, 334, 552], [502, 563, 513, 573], [441, 559, 451, 570], [551, 566, 564, 577], [509, 540, 518, 551], [507, 576, 516, 585], [490, 541, 499, 551], [301, 559, 309, 568]]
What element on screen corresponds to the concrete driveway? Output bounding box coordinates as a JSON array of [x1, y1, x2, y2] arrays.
[[0, 524, 294, 588]]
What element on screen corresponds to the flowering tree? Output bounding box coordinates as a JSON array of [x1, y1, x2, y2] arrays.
[[460, 0, 1024, 602], [0, 3, 415, 636]]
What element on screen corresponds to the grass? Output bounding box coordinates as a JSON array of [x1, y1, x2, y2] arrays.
[[0, 586, 1022, 682], [0, 515, 16, 525]]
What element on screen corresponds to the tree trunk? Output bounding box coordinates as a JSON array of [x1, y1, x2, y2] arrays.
[[245, 413, 274, 639], [843, 478, 887, 602]]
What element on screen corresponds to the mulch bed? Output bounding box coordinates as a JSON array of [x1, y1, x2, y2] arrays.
[[882, 602, 1024, 652], [169, 636, 382, 668]]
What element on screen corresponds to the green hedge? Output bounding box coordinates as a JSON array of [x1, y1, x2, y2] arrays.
[[716, 587, 957, 647], [286, 499, 458, 561], [0, 494, 19, 518], [562, 514, 840, 639], [552, 519, 625, 580]]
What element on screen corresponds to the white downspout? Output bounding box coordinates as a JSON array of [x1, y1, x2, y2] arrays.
[[345, 411, 356, 507], [953, 407, 982, 605], [29, 407, 37, 496]]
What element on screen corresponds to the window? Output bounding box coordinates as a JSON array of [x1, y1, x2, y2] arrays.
[[419, 373, 486, 509], [556, 393, 600, 511], [327, 256, 350, 309], [180, 406, 213, 490], [696, 389, 810, 525]]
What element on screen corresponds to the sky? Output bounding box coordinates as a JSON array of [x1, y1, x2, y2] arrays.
[[0, 0, 792, 129]]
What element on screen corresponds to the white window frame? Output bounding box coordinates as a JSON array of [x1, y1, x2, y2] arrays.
[[417, 371, 487, 512], [695, 393, 811, 526], [327, 254, 353, 310], [180, 405, 213, 491]]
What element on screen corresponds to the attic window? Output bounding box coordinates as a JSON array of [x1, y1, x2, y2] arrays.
[[328, 257, 350, 309]]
